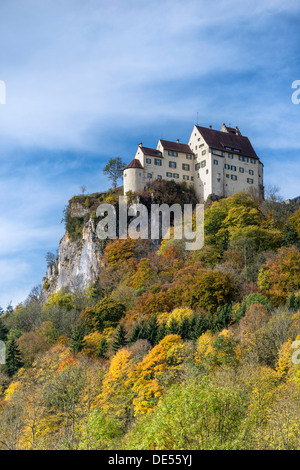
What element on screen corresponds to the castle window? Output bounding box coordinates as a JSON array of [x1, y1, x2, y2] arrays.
[[226, 174, 229, 178], [206, 169, 209, 174], [239, 156, 243, 161], [147, 173, 152, 179], [222, 151, 225, 157], [173, 173, 179, 179], [168, 151, 178, 157], [243, 157, 249, 162], [200, 160, 206, 168], [191, 176, 194, 181], [169, 161, 176, 169], [202, 150, 206, 155], [166, 172, 172, 177], [247, 178, 254, 184], [213, 159, 218, 165], [225, 164, 230, 169], [231, 165, 236, 171], [157, 175, 162, 179], [231, 175, 237, 181], [228, 153, 233, 159], [186, 154, 192, 160], [249, 169, 254, 175], [154, 158, 162, 166], [146, 158, 151, 164], [182, 163, 190, 171], [239, 167, 244, 173], [183, 175, 189, 180], [195, 163, 200, 170], [251, 158, 256, 164]]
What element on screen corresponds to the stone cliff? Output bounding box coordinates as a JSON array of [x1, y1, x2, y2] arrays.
[[42, 193, 108, 298]]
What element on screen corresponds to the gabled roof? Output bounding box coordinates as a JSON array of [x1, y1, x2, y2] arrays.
[[124, 159, 144, 170], [196, 126, 258, 159], [140, 146, 163, 157], [159, 139, 193, 154]]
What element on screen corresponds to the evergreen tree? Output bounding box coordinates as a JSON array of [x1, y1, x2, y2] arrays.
[[147, 315, 159, 346], [111, 324, 128, 352], [188, 314, 197, 340], [179, 316, 190, 340], [0, 321, 8, 341], [5, 339, 23, 377], [190, 314, 207, 341], [215, 304, 232, 330], [283, 223, 299, 247], [156, 321, 167, 344], [70, 325, 86, 353], [286, 292, 297, 311], [168, 317, 180, 335], [128, 324, 142, 344], [98, 337, 108, 358], [138, 321, 149, 340]]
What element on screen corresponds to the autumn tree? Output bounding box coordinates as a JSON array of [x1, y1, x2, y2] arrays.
[[187, 270, 236, 313], [131, 334, 184, 415], [100, 348, 135, 426], [81, 297, 126, 333], [257, 246, 300, 305]]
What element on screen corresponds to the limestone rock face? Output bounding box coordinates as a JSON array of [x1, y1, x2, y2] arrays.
[[42, 216, 105, 298]]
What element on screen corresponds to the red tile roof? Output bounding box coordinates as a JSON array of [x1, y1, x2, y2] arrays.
[[159, 139, 193, 154], [196, 126, 258, 159], [140, 147, 163, 157], [124, 159, 144, 170]]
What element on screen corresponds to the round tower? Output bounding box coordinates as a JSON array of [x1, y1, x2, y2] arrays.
[[123, 159, 144, 194]]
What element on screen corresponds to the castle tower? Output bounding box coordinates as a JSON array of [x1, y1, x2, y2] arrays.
[[123, 158, 144, 194]]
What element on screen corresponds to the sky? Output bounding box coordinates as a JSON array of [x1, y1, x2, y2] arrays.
[[0, 0, 300, 308]]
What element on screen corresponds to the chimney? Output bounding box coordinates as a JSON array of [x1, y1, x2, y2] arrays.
[[235, 126, 241, 135], [138, 142, 143, 148], [176, 139, 179, 143], [209, 125, 212, 129]]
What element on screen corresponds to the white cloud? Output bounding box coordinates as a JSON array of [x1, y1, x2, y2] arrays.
[[0, 0, 299, 151]]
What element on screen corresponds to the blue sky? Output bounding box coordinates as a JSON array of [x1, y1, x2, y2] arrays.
[[0, 0, 299, 308]]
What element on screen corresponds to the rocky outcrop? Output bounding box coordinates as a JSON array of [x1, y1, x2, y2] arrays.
[[42, 200, 105, 298]]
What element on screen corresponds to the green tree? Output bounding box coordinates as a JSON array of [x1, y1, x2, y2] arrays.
[[129, 324, 142, 344], [0, 321, 8, 341], [111, 324, 128, 352], [5, 339, 23, 377], [70, 324, 86, 354], [98, 336, 108, 358], [103, 157, 126, 191], [81, 297, 126, 332], [147, 315, 159, 346]]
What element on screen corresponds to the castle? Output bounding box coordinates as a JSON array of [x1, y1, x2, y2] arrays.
[[123, 123, 264, 201]]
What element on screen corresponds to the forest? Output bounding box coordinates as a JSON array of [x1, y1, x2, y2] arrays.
[[0, 181, 300, 450]]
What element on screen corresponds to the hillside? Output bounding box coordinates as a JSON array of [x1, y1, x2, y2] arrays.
[[0, 181, 300, 450]]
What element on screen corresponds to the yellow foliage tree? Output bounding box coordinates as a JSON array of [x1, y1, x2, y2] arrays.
[[130, 334, 184, 415], [100, 348, 135, 423]]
